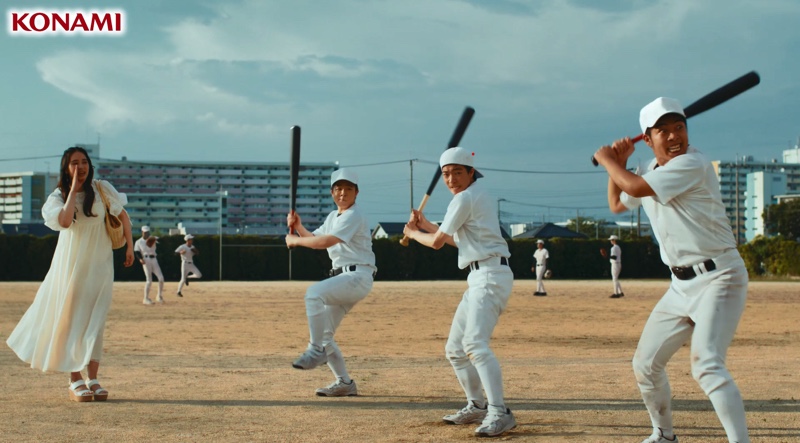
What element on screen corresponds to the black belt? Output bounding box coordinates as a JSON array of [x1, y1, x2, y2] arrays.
[[536, 264, 544, 267], [330, 265, 376, 278], [671, 259, 716, 280], [145, 255, 156, 258], [469, 257, 509, 272]]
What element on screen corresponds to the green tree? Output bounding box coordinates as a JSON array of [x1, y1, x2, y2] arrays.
[[763, 199, 800, 240]]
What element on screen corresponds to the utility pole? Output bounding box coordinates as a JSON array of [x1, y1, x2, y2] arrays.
[[409, 159, 414, 210]]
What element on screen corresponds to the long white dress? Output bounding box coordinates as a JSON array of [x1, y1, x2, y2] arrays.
[[6, 180, 127, 373]]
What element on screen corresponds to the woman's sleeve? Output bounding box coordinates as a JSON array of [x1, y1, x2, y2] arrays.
[[42, 189, 68, 231], [98, 180, 128, 216]]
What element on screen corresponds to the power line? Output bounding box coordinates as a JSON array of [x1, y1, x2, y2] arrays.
[[0, 155, 60, 162]]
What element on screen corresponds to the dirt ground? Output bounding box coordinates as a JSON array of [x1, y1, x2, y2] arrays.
[[0, 279, 798, 443]]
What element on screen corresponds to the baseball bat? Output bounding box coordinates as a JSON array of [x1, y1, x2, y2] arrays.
[[400, 106, 475, 246], [289, 125, 301, 235], [591, 71, 761, 166]]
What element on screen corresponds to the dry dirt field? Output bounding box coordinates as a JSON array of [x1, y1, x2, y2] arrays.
[[0, 279, 798, 443]]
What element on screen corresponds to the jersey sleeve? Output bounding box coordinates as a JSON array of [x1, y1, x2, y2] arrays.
[[98, 180, 128, 216], [642, 154, 704, 205], [175, 245, 184, 254], [619, 192, 642, 210], [438, 192, 470, 236], [42, 189, 68, 231]]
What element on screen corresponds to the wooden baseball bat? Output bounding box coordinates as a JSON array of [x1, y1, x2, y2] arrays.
[[400, 106, 475, 246], [591, 71, 761, 166], [289, 125, 301, 235]]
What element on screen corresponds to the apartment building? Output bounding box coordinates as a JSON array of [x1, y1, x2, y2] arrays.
[[2, 144, 337, 236]]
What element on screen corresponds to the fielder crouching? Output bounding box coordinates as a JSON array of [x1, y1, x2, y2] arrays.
[[403, 147, 515, 438], [285, 168, 376, 397]]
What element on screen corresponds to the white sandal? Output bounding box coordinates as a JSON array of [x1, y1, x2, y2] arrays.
[[69, 380, 93, 402], [86, 379, 109, 401]]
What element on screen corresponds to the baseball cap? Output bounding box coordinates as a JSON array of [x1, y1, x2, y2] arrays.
[[439, 147, 483, 178], [331, 168, 358, 187], [609, 235, 619, 240], [184, 234, 194, 241], [536, 239, 544, 244], [141, 225, 150, 232], [639, 97, 686, 134]]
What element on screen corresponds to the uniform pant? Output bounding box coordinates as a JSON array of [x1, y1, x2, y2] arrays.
[[632, 249, 749, 442], [304, 268, 373, 380], [446, 265, 513, 413], [535, 264, 546, 293], [142, 258, 164, 300], [177, 261, 202, 293], [611, 261, 622, 294]]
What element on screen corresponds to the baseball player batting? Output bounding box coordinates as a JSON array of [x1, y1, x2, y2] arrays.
[[133, 225, 165, 304], [594, 97, 752, 443], [403, 147, 516, 438], [285, 168, 377, 397]]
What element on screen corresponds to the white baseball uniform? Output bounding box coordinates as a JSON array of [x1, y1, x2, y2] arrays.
[[438, 180, 513, 416], [175, 243, 202, 293], [609, 243, 622, 295], [134, 237, 164, 302], [306, 203, 376, 381], [533, 247, 549, 294], [620, 146, 749, 442]]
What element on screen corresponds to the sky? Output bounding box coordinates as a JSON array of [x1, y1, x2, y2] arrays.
[[2, 0, 799, 228]]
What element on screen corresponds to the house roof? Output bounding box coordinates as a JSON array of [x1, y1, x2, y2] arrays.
[[513, 222, 588, 239]]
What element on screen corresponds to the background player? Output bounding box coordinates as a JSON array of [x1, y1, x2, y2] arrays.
[[532, 239, 548, 296], [593, 97, 750, 443], [285, 168, 376, 397], [603, 235, 623, 298], [134, 225, 165, 305], [403, 147, 516, 438], [175, 234, 201, 297]]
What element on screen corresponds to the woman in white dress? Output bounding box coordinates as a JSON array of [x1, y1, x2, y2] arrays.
[[6, 147, 134, 402]]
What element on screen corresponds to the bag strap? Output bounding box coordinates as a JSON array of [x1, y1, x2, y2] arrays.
[[94, 180, 111, 212]]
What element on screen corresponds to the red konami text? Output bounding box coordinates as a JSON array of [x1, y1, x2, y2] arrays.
[[7, 9, 126, 35]]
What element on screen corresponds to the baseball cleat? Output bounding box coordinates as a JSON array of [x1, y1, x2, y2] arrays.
[[157, 297, 165, 303], [474, 407, 516, 437], [291, 345, 327, 370], [533, 292, 547, 297], [143, 298, 154, 305], [315, 378, 358, 397], [640, 430, 678, 443], [176, 292, 183, 297], [443, 401, 488, 425], [610, 293, 624, 298]]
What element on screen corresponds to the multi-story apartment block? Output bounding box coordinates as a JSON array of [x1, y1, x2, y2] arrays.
[[744, 171, 789, 241], [2, 144, 337, 236], [712, 147, 800, 244], [95, 158, 337, 235], [0, 172, 59, 235]]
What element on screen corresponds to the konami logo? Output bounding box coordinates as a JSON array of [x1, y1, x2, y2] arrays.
[[7, 8, 126, 36]]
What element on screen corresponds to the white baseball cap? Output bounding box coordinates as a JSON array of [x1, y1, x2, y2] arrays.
[[439, 147, 483, 178], [639, 97, 685, 134], [536, 239, 544, 244], [141, 225, 150, 232], [331, 168, 358, 187], [184, 234, 194, 241], [609, 235, 619, 240]]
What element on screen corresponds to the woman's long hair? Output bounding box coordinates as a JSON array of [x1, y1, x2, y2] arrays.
[[57, 146, 97, 218]]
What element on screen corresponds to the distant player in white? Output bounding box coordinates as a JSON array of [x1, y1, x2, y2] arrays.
[[285, 168, 376, 397], [607, 235, 624, 298], [403, 147, 516, 438], [532, 239, 549, 296], [133, 225, 164, 305], [594, 97, 750, 443], [175, 234, 202, 297]]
